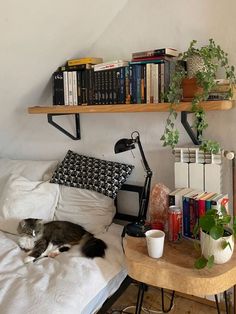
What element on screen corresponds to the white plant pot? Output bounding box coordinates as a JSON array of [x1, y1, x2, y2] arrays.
[[200, 229, 234, 264]]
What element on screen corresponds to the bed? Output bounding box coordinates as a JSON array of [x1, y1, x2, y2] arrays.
[[0, 152, 137, 314]]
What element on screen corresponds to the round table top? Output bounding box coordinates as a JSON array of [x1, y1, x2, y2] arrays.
[[123, 235, 236, 296]]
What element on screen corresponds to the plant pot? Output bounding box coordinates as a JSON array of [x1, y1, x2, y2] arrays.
[[200, 229, 234, 264], [182, 78, 203, 102], [187, 55, 205, 78]]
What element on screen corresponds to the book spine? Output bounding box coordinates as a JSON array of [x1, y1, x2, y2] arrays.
[[183, 196, 190, 237], [129, 65, 133, 104], [146, 64, 151, 104], [72, 71, 78, 105], [132, 65, 137, 103], [63, 71, 69, 105], [112, 69, 117, 104], [141, 64, 145, 103], [97, 71, 102, 104], [81, 70, 86, 104], [88, 69, 94, 105], [189, 197, 196, 238], [67, 72, 73, 105], [119, 67, 125, 104], [136, 65, 142, 104], [125, 66, 130, 104], [52, 72, 64, 105], [160, 63, 165, 101], [104, 70, 109, 104], [198, 199, 206, 217], [108, 70, 113, 104], [168, 195, 176, 206], [77, 71, 82, 105]]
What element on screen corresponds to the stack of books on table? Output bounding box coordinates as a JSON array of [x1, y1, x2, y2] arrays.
[[168, 188, 229, 240]]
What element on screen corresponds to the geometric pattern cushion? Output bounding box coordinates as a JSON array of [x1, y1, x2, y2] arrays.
[[50, 150, 134, 199]]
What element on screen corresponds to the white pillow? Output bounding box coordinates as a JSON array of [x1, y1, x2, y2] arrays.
[[0, 158, 58, 181], [54, 185, 116, 235], [0, 174, 60, 234]]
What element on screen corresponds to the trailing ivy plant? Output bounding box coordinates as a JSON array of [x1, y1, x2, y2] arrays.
[[160, 39, 236, 153]]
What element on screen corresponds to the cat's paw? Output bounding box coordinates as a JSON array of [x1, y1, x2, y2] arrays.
[[24, 256, 35, 264], [19, 236, 35, 250]]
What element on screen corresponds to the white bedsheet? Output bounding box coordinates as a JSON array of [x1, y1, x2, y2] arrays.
[[0, 223, 126, 314]]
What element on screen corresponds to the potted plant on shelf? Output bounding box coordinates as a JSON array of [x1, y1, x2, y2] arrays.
[[160, 39, 236, 153], [193, 200, 236, 269]]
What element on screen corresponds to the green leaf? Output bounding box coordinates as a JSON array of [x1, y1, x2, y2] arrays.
[[207, 255, 214, 268], [199, 215, 215, 233], [195, 256, 208, 269], [210, 225, 224, 240], [222, 240, 232, 250], [193, 223, 199, 238]]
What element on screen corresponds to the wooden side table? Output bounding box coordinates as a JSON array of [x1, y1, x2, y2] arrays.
[[123, 235, 236, 313]]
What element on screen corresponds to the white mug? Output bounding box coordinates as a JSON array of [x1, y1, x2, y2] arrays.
[[145, 229, 165, 258]]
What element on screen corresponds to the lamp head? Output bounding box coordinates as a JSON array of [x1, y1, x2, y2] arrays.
[[114, 138, 135, 154]]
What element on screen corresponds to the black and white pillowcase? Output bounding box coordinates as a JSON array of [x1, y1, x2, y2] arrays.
[[50, 150, 134, 199]]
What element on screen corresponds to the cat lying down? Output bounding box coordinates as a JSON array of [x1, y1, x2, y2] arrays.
[[17, 218, 107, 263]]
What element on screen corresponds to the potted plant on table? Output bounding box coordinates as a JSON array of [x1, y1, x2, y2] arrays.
[[193, 200, 236, 269], [161, 39, 236, 153]]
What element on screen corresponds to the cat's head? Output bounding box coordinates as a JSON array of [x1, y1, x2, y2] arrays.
[[17, 218, 43, 237]]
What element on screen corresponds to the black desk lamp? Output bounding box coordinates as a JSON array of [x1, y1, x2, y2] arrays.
[[114, 131, 153, 237]]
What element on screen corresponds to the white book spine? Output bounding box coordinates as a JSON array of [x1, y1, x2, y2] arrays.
[[68, 72, 73, 105], [146, 64, 151, 103], [153, 64, 159, 103], [63, 71, 69, 105], [72, 71, 78, 105]]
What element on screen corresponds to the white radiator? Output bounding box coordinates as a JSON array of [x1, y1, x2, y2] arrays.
[[174, 147, 222, 193]]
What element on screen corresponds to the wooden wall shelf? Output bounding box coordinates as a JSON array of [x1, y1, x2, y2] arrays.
[[27, 101, 234, 141], [28, 101, 233, 114]]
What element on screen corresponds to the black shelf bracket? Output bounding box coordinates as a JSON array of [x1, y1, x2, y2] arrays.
[[181, 111, 201, 145], [47, 113, 81, 140]]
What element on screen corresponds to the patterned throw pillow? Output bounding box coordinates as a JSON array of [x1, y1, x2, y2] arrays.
[[50, 150, 134, 199]]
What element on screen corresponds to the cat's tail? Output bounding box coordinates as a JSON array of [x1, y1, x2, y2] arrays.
[[81, 235, 107, 258]]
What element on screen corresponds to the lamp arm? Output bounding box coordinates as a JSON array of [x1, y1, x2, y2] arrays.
[[133, 135, 153, 221], [138, 174, 152, 221], [135, 135, 152, 175]]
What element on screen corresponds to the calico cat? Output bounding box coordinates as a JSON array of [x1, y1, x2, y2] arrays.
[[17, 218, 107, 263]]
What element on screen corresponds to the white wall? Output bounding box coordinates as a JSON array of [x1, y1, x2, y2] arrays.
[[0, 0, 235, 194]]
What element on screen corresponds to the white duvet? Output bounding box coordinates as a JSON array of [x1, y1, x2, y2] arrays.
[[0, 223, 126, 314]]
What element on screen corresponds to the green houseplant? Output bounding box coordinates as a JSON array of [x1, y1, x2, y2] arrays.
[[161, 39, 236, 153], [193, 202, 236, 269]]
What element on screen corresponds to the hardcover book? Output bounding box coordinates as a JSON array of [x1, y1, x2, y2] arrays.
[[67, 57, 103, 67], [132, 48, 179, 59]]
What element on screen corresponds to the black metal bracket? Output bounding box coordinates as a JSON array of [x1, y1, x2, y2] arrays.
[[47, 113, 81, 140], [181, 111, 201, 145]]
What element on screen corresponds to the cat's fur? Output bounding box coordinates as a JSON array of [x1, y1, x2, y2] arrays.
[[17, 218, 107, 263]]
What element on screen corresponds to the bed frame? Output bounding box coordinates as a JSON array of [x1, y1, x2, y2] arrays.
[[97, 183, 143, 313]]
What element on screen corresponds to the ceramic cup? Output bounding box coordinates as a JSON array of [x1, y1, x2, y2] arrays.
[[145, 229, 165, 258]]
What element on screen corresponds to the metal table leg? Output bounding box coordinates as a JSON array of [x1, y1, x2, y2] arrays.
[[135, 283, 146, 314], [161, 288, 175, 313], [215, 291, 230, 314]]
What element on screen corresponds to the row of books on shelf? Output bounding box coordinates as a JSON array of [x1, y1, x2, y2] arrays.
[[168, 187, 229, 240], [52, 48, 179, 106]]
